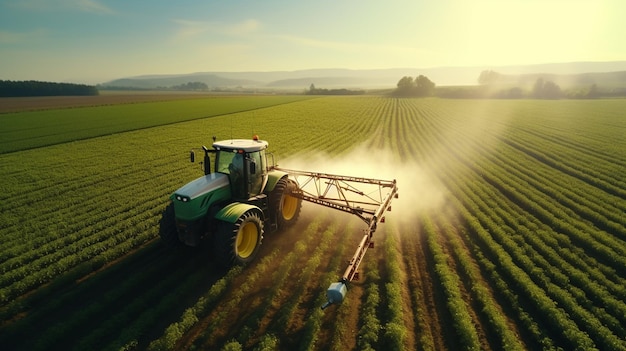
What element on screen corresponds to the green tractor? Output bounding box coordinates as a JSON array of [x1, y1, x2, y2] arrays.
[[159, 136, 302, 266], [161, 136, 399, 309]]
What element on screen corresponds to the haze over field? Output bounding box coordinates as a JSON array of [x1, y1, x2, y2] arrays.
[[1, 0, 625, 84]]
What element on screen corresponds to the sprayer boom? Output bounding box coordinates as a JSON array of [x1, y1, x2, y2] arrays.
[[274, 167, 399, 309]]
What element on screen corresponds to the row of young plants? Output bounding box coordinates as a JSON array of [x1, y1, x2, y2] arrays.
[[422, 148, 593, 350], [444, 219, 527, 351], [480, 140, 626, 293], [392, 98, 526, 349], [424, 97, 621, 268], [424, 103, 626, 349], [394, 223, 439, 351], [458, 173, 621, 350], [501, 135, 626, 199], [387, 97, 625, 349], [356, 250, 382, 351], [511, 127, 626, 184], [0, 111, 254, 307], [1, 241, 217, 350], [0, 95, 313, 154], [151, 213, 340, 350], [3, 96, 625, 349], [494, 139, 626, 239], [422, 213, 483, 350], [374, 98, 486, 349], [297, 222, 350, 351], [379, 225, 408, 350], [435, 106, 626, 265]]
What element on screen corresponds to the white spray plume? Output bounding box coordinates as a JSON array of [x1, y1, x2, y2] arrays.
[[278, 141, 446, 225]]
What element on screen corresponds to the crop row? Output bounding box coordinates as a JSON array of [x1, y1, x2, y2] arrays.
[[0, 95, 313, 154], [2, 96, 625, 350], [351, 96, 624, 350], [417, 101, 625, 349], [368, 97, 625, 349]]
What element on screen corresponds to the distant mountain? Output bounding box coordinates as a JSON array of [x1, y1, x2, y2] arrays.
[[99, 61, 626, 90], [101, 73, 260, 89]]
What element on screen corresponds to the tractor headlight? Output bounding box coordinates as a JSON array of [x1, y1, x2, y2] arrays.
[[175, 194, 191, 202]]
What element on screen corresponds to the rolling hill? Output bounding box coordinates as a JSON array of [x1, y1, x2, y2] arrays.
[[98, 61, 626, 90]]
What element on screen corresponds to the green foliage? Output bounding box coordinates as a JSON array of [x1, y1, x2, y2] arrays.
[[393, 75, 435, 97], [0, 95, 313, 154], [0, 80, 98, 97], [1, 96, 625, 350], [306, 84, 364, 95], [170, 81, 209, 91], [221, 340, 243, 351], [533, 78, 562, 99], [254, 334, 279, 351], [478, 70, 502, 85]]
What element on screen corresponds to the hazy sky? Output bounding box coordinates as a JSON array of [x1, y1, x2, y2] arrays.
[[1, 0, 623, 83]]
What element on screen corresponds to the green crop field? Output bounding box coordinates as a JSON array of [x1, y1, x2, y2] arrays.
[[0, 95, 625, 351], [0, 95, 313, 154]]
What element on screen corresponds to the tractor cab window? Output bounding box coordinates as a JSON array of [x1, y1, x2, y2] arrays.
[[248, 150, 267, 197], [217, 150, 245, 198]]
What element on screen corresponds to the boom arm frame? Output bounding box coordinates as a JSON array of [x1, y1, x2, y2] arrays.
[[275, 167, 399, 309]]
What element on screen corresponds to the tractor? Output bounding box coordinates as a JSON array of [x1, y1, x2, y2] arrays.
[[159, 136, 302, 266], [159, 136, 398, 309]]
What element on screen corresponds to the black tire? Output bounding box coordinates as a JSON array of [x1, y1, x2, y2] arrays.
[[213, 210, 264, 267], [159, 202, 181, 247], [270, 178, 302, 230]]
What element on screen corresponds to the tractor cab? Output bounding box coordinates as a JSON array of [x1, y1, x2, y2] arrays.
[[213, 137, 269, 199]]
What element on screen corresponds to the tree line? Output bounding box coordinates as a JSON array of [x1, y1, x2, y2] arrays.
[[393, 71, 617, 99], [306, 84, 364, 95], [0, 80, 99, 97]]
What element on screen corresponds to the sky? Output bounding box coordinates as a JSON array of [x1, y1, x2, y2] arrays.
[[1, 0, 624, 84]]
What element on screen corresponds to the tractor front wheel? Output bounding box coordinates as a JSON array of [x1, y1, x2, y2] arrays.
[[213, 210, 264, 266]]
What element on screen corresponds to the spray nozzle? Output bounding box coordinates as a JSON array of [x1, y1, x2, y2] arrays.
[[321, 282, 347, 310]]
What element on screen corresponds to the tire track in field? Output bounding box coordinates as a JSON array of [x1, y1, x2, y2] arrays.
[[177, 208, 359, 350]]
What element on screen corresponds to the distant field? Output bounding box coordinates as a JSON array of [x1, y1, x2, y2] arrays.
[[0, 96, 624, 350], [0, 92, 220, 113], [0, 94, 314, 153]]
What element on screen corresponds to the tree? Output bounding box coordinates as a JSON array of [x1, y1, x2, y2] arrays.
[[478, 70, 501, 85], [542, 81, 561, 99], [532, 78, 561, 99], [532, 78, 545, 98], [395, 76, 415, 96], [393, 75, 435, 97], [415, 75, 435, 96], [586, 84, 599, 99], [0, 80, 98, 97]]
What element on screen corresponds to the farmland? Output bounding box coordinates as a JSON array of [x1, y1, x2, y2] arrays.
[[0, 95, 625, 350]]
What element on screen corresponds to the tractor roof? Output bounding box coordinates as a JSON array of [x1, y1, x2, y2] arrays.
[[213, 138, 268, 152]]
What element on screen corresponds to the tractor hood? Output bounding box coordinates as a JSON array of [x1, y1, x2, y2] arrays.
[[171, 172, 231, 222], [173, 172, 230, 201]]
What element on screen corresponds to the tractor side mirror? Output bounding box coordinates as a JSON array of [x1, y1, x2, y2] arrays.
[[190, 150, 195, 163]]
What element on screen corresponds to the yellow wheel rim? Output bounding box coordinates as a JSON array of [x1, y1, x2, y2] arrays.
[[236, 221, 258, 258], [282, 195, 298, 220]]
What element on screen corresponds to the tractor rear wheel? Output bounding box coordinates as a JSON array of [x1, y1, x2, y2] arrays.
[[270, 178, 302, 230], [213, 210, 264, 266], [159, 202, 180, 247]]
